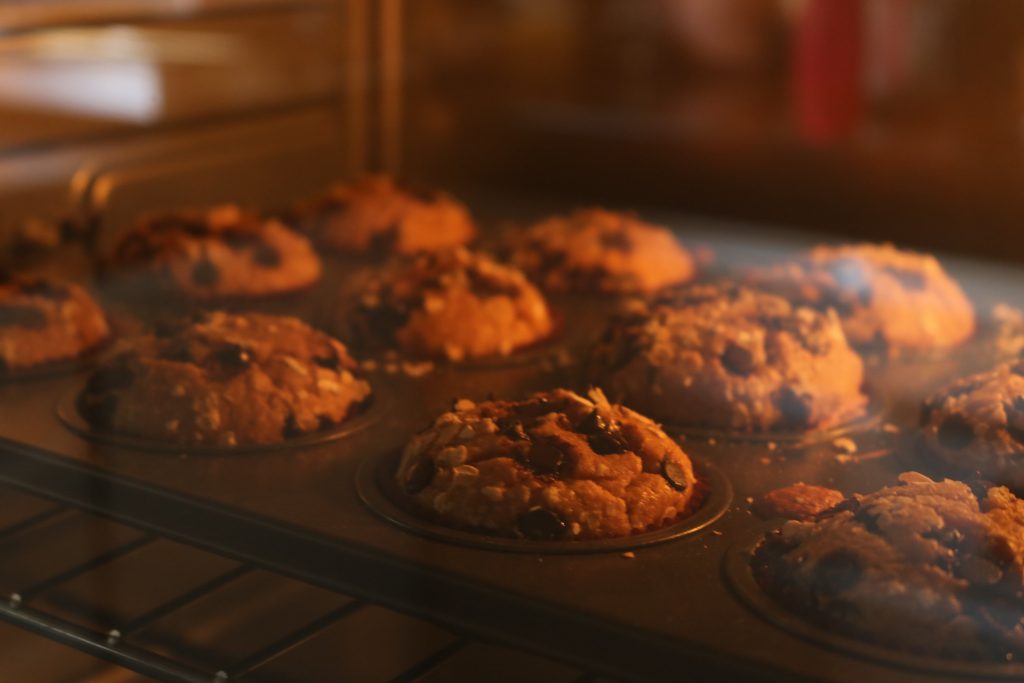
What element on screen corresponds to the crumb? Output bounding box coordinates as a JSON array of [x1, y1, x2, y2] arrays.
[[759, 456, 771, 465], [882, 423, 899, 434], [835, 454, 854, 464], [361, 359, 378, 371], [402, 360, 434, 377], [745, 496, 754, 504], [832, 437, 857, 454], [621, 551, 636, 559], [384, 362, 399, 374], [707, 437, 717, 446], [711, 529, 723, 536], [753, 482, 845, 521], [767, 441, 777, 451]]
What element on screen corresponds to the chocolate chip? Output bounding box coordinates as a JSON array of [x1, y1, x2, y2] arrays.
[[937, 415, 975, 450], [661, 458, 689, 491], [575, 410, 607, 435], [515, 507, 567, 540], [283, 413, 303, 439], [368, 227, 399, 254], [587, 432, 627, 455], [497, 418, 529, 441], [0, 304, 46, 329], [574, 411, 628, 454], [813, 549, 864, 596], [313, 349, 342, 371], [191, 258, 220, 287], [251, 243, 282, 268], [598, 231, 632, 251], [775, 387, 811, 430], [209, 343, 251, 374], [84, 364, 136, 394], [721, 343, 755, 376], [518, 396, 554, 418], [852, 507, 882, 534], [521, 438, 571, 476], [404, 458, 436, 495]]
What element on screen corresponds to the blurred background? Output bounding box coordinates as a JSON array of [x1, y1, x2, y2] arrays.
[[3, 0, 1024, 261]]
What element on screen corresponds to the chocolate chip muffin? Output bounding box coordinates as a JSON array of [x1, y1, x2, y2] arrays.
[[749, 243, 974, 355], [503, 208, 696, 295], [76, 311, 371, 447], [396, 388, 699, 540], [920, 361, 1024, 492], [0, 275, 109, 371], [107, 205, 321, 300], [753, 472, 1024, 660], [350, 248, 554, 361], [294, 175, 476, 255], [588, 284, 867, 432]]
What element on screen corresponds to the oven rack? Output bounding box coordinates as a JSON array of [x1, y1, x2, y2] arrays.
[[0, 481, 603, 683]]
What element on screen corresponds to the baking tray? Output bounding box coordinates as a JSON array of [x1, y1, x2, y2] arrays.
[[1, 200, 1022, 682]]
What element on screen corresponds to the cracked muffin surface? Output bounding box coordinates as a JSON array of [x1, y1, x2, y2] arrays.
[[108, 205, 321, 300], [920, 361, 1024, 491], [77, 311, 371, 447], [0, 275, 109, 371], [753, 472, 1024, 660], [503, 208, 696, 295], [749, 242, 974, 354], [587, 284, 867, 432], [396, 388, 699, 540], [350, 247, 554, 361], [294, 175, 476, 255]]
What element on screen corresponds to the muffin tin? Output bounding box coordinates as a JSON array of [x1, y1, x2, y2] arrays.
[[0, 208, 1020, 682]]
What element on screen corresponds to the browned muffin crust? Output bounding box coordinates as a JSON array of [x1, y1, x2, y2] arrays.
[[396, 388, 699, 540], [588, 284, 867, 432], [350, 247, 554, 361], [503, 208, 696, 295], [753, 472, 1024, 660], [108, 205, 321, 300], [77, 311, 370, 447], [294, 175, 476, 255], [920, 360, 1024, 491], [749, 242, 975, 355], [0, 275, 109, 371], [753, 483, 845, 521]]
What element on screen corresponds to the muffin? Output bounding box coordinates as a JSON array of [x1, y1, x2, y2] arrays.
[[753, 483, 845, 521], [752, 472, 1024, 660], [107, 205, 321, 300], [920, 360, 1024, 491], [503, 208, 696, 295], [396, 388, 699, 540], [0, 275, 109, 371], [350, 248, 554, 361], [588, 284, 867, 432], [76, 311, 371, 447], [749, 242, 974, 354], [294, 175, 476, 255]]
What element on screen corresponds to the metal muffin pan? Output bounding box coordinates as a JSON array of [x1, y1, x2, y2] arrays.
[[1, 178, 1022, 681]]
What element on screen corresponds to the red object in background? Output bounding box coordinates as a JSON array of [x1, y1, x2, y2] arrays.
[[793, 0, 864, 143]]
